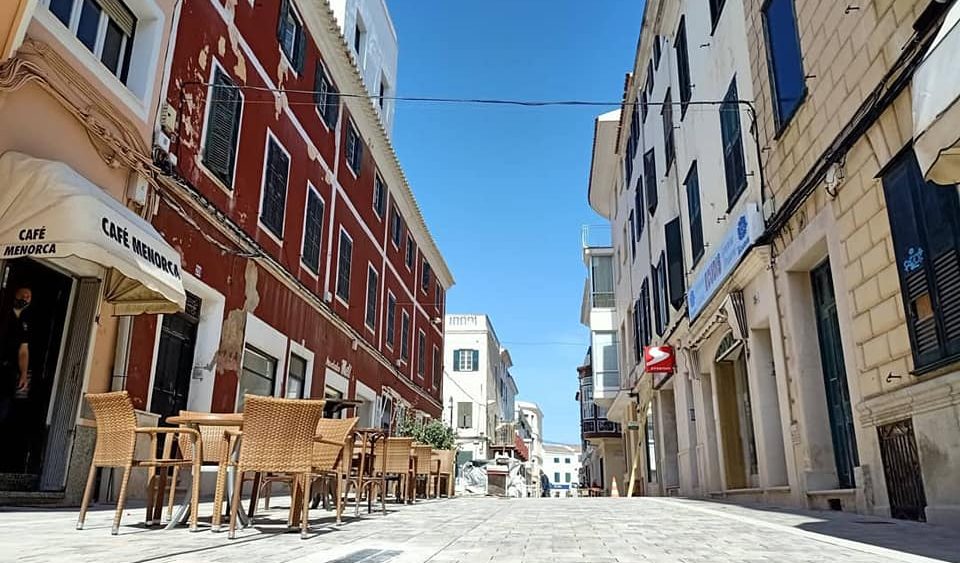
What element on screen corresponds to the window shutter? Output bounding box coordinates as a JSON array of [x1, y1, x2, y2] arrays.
[[262, 142, 289, 238], [471, 350, 479, 371], [294, 24, 305, 73], [98, 0, 136, 36], [277, 0, 289, 44], [302, 190, 323, 272], [634, 182, 644, 240], [721, 78, 746, 206], [644, 149, 658, 214], [686, 162, 704, 264], [453, 350, 461, 370], [203, 70, 241, 187], [666, 217, 685, 310]]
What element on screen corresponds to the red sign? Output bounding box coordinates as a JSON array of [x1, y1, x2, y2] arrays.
[[644, 346, 675, 373]]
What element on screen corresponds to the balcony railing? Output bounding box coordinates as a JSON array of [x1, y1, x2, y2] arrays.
[[591, 292, 616, 308], [595, 369, 620, 390], [581, 416, 621, 438]]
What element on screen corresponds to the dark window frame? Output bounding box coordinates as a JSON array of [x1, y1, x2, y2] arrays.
[[259, 134, 290, 239], [300, 184, 324, 273], [685, 162, 705, 266], [373, 173, 387, 218], [385, 291, 397, 348], [277, 0, 305, 73], [314, 62, 340, 129], [202, 66, 242, 189], [364, 265, 378, 330], [345, 122, 363, 176], [720, 78, 748, 210], [676, 17, 692, 118], [762, 0, 807, 135], [335, 228, 353, 303], [709, 0, 728, 33], [662, 89, 675, 172], [644, 148, 658, 215], [665, 217, 686, 310]]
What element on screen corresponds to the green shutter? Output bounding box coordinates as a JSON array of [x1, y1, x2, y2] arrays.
[[471, 350, 479, 371], [453, 349, 461, 371]]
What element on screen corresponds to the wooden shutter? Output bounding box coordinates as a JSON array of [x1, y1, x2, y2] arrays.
[[641, 278, 651, 346], [635, 182, 644, 240], [662, 89, 675, 170], [337, 233, 352, 301], [453, 349, 461, 370], [686, 162, 704, 263], [202, 69, 241, 187], [721, 78, 746, 206], [666, 217, 685, 310], [677, 17, 691, 111], [302, 190, 323, 272], [365, 268, 378, 327], [633, 300, 642, 363], [644, 148, 658, 214], [261, 141, 288, 238], [471, 350, 479, 371], [652, 262, 663, 337], [294, 21, 305, 73]]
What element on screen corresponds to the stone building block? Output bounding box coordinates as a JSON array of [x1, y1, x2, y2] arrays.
[[862, 241, 891, 279], [887, 322, 911, 358], [845, 259, 864, 288], [863, 333, 892, 368], [857, 366, 882, 399], [877, 263, 901, 298], [844, 48, 872, 95], [837, 210, 857, 240], [868, 8, 898, 62], [868, 204, 892, 245], [846, 225, 873, 261], [853, 310, 872, 338], [853, 188, 882, 228], [870, 296, 902, 334], [854, 277, 881, 313]]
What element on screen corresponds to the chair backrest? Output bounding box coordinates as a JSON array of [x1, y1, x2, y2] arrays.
[[175, 411, 239, 464], [313, 417, 359, 471], [374, 437, 413, 475], [85, 391, 138, 467], [432, 449, 455, 474], [237, 396, 325, 473], [412, 444, 433, 475]]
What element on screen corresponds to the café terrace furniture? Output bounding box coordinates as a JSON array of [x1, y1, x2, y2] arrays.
[[162, 411, 243, 530], [77, 391, 201, 535], [212, 395, 325, 539], [409, 444, 434, 503], [430, 449, 455, 498], [353, 435, 413, 515], [346, 427, 385, 515]]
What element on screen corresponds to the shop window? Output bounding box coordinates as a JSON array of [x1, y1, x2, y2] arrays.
[[685, 162, 704, 265], [202, 67, 242, 188], [286, 353, 307, 399], [315, 63, 339, 129], [239, 345, 277, 410], [259, 135, 290, 239], [301, 185, 324, 273], [881, 150, 960, 370], [336, 229, 352, 302]]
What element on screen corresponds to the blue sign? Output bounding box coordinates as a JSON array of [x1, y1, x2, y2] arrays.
[[551, 484, 570, 490], [687, 204, 763, 320]]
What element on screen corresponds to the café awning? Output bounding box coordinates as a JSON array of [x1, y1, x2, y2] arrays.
[[0, 152, 186, 315], [914, 0, 960, 184]]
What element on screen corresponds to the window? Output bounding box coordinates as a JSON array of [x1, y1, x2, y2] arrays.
[[417, 330, 426, 377], [640, 90, 649, 123], [653, 253, 668, 335], [432, 345, 441, 389], [632, 301, 642, 364], [353, 15, 366, 64], [48, 0, 136, 83], [628, 211, 637, 260], [685, 162, 704, 265], [653, 35, 662, 68], [390, 207, 404, 247], [421, 261, 432, 292], [662, 89, 675, 171], [301, 185, 324, 273], [763, 0, 805, 131], [365, 265, 378, 329], [336, 229, 352, 302], [676, 17, 692, 117], [238, 345, 277, 410], [590, 255, 615, 308], [386, 292, 397, 348], [315, 63, 339, 129], [720, 78, 747, 207], [378, 76, 387, 109], [646, 59, 654, 95], [554, 472, 561, 483], [554, 457, 560, 464], [710, 0, 728, 29], [286, 354, 307, 399], [644, 148, 658, 214], [454, 349, 479, 372], [626, 106, 640, 185], [634, 182, 645, 240], [202, 67, 242, 188], [277, 0, 305, 72], [640, 278, 654, 355], [665, 217, 686, 310], [405, 234, 415, 269], [400, 311, 410, 361], [565, 473, 571, 483], [346, 123, 363, 175], [565, 458, 571, 464], [435, 285, 444, 312], [881, 150, 960, 370], [373, 174, 386, 218], [457, 402, 472, 428], [592, 331, 620, 389], [259, 136, 290, 239]]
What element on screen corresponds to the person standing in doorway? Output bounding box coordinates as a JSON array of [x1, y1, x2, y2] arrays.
[[0, 286, 31, 426]]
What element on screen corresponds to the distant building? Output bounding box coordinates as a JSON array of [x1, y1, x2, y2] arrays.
[[542, 443, 582, 498], [517, 401, 545, 497]]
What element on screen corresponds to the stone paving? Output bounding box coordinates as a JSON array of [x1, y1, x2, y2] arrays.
[[1, 495, 959, 563]]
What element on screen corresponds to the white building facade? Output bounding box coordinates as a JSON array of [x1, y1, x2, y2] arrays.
[[443, 314, 519, 464], [517, 400, 545, 497], [542, 443, 582, 498]]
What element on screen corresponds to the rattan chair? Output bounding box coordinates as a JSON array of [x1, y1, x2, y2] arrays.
[[77, 391, 201, 534], [354, 436, 413, 514], [214, 396, 324, 538], [409, 444, 433, 502], [310, 417, 358, 524], [431, 449, 455, 498], [164, 412, 241, 523]]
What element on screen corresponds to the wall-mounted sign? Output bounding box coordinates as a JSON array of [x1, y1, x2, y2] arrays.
[[644, 346, 675, 373], [687, 203, 763, 320]]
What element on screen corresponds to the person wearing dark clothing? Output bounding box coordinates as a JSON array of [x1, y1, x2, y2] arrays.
[[0, 287, 31, 426]]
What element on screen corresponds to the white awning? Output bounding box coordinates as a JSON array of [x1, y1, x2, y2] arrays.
[[914, 0, 960, 184], [0, 152, 186, 315]]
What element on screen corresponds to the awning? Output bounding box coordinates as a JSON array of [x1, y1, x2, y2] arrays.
[[0, 152, 186, 315], [914, 0, 960, 184]]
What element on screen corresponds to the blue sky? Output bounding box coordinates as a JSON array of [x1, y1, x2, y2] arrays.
[[389, 1, 643, 444]]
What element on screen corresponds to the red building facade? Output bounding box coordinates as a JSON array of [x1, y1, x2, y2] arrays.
[[124, 0, 452, 425]]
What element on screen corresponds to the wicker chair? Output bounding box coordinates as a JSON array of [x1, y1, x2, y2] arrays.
[[431, 449, 455, 498], [409, 444, 434, 502], [212, 396, 325, 539], [165, 412, 241, 524], [354, 436, 413, 514], [310, 417, 358, 524], [77, 391, 201, 534]]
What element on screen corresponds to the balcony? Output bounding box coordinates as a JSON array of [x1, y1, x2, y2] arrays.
[[581, 416, 622, 440], [491, 422, 528, 461]]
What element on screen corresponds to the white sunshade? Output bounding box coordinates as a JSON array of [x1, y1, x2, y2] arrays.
[[0, 151, 186, 315], [914, 0, 960, 184]]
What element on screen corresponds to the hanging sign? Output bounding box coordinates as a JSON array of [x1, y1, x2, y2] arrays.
[[644, 345, 675, 373]]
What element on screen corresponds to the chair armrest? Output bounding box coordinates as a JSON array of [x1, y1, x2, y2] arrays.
[[135, 427, 201, 439], [313, 437, 345, 447]]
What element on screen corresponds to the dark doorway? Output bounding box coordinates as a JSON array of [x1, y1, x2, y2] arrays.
[[150, 292, 201, 423], [0, 259, 72, 489], [878, 418, 927, 521], [811, 260, 859, 489]]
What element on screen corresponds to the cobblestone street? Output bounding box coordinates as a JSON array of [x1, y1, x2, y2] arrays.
[[2, 496, 959, 563]]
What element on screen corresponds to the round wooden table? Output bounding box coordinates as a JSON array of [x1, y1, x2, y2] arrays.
[[164, 412, 245, 530]]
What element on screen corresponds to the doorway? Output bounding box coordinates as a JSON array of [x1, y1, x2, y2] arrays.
[[0, 259, 72, 490], [150, 292, 201, 423], [811, 260, 859, 488], [715, 335, 759, 489]]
